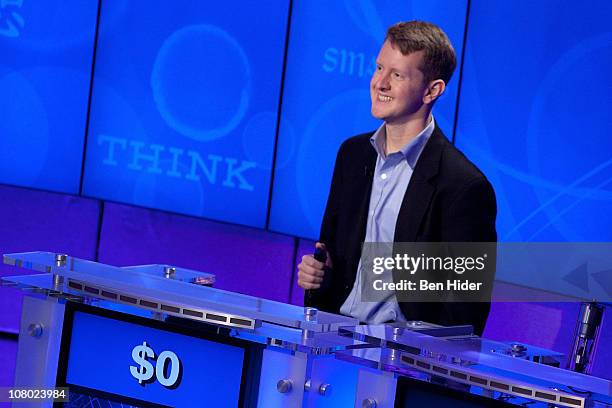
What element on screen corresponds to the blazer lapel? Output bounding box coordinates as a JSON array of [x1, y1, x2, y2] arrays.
[[394, 127, 445, 242]]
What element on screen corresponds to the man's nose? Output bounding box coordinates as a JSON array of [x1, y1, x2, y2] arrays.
[[375, 72, 390, 90]]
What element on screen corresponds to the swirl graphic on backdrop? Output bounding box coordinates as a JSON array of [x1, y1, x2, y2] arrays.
[[0, 0, 24, 38], [516, 33, 612, 241], [0, 70, 48, 185], [151, 25, 251, 142], [296, 89, 376, 232]]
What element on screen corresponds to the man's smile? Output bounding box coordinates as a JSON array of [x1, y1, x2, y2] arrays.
[[377, 94, 393, 102]]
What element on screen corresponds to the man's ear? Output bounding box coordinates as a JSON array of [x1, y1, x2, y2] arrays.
[[423, 79, 446, 104]]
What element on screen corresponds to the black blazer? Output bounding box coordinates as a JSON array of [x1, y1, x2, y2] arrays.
[[306, 125, 497, 335]]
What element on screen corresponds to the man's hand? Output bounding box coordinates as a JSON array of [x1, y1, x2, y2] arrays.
[[297, 242, 332, 290]]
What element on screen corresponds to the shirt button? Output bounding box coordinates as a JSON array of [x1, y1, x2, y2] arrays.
[[381, 173, 387, 180]]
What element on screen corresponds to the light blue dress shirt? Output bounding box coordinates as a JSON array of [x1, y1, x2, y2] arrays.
[[339, 117, 435, 323]]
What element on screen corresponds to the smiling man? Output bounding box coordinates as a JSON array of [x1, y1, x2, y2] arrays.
[[297, 21, 497, 335]]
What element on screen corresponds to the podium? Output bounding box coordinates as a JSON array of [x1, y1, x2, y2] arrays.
[[2, 251, 611, 407]]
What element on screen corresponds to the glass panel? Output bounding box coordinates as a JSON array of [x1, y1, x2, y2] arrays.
[[3, 251, 358, 331], [340, 324, 611, 396]]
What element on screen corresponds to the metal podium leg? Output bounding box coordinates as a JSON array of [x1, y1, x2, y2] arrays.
[[257, 348, 308, 407], [12, 296, 65, 408], [353, 368, 397, 408], [305, 356, 360, 408]]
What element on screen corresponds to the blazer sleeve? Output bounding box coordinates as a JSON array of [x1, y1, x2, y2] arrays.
[[443, 176, 497, 242], [304, 143, 345, 308], [319, 143, 346, 254], [440, 176, 497, 335]]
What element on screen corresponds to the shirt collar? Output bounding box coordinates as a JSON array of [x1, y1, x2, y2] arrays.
[[370, 116, 436, 169]]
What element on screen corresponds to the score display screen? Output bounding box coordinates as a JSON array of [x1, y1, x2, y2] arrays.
[[57, 303, 259, 407]]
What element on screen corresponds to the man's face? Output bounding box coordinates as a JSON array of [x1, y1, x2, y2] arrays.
[[370, 41, 428, 125]]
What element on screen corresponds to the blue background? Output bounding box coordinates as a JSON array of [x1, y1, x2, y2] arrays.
[[455, 0, 612, 242], [81, 0, 288, 227], [0, 1, 97, 193], [66, 310, 246, 407], [1, 0, 610, 242]]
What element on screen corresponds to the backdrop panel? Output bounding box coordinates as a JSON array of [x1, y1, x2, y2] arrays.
[[0, 1, 98, 193], [82, 0, 289, 228], [455, 0, 612, 242]]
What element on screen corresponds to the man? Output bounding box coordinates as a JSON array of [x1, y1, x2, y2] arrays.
[[297, 21, 496, 335]]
